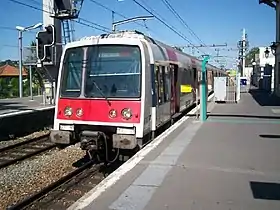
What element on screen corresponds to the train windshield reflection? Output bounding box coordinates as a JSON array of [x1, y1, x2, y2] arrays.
[[85, 45, 141, 98]]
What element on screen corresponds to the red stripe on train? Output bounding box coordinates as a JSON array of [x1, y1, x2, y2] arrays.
[[57, 98, 141, 123]]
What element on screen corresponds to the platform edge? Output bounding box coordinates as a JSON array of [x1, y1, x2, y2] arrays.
[[67, 94, 214, 210]]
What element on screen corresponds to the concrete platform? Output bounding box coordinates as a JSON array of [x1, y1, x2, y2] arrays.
[[69, 90, 280, 210], [0, 95, 54, 118]]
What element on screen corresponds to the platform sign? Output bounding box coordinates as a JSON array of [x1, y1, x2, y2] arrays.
[[180, 85, 192, 93], [240, 76, 248, 93], [240, 77, 247, 86]]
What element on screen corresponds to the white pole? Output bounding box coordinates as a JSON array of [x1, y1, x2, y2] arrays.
[[29, 65, 33, 100], [242, 28, 246, 77], [18, 30, 23, 98]]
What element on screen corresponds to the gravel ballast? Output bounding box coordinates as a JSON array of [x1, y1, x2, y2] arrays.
[[0, 144, 85, 209]]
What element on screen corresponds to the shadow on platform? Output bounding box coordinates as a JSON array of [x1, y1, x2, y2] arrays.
[[0, 102, 27, 111], [186, 113, 280, 120], [249, 89, 280, 106], [250, 181, 280, 201], [259, 134, 280, 139], [0, 108, 54, 141]]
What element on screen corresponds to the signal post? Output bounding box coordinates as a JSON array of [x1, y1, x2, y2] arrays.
[[36, 0, 83, 104], [200, 55, 210, 122], [35, 0, 63, 105]]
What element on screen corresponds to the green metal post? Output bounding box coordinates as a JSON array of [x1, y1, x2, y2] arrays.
[[200, 55, 210, 122]]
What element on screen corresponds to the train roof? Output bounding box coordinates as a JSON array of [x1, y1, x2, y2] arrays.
[[73, 30, 223, 71]]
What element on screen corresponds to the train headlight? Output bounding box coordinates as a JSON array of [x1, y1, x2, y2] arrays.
[[76, 108, 83, 117], [121, 108, 132, 120], [64, 106, 73, 117], [109, 109, 117, 118]]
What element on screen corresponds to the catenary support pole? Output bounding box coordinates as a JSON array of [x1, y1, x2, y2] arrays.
[[18, 30, 23, 98], [242, 28, 246, 77], [200, 55, 210, 122]]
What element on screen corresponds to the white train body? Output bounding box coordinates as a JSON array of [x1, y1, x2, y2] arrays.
[[50, 30, 226, 152]]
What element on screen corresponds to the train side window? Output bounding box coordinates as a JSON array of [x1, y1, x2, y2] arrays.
[[193, 68, 197, 82], [160, 66, 167, 103], [155, 66, 163, 105], [189, 69, 193, 85], [154, 66, 159, 104], [155, 65, 165, 105], [180, 68, 190, 97], [163, 66, 171, 102]]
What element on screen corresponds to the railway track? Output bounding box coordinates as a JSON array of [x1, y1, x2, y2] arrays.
[[7, 159, 122, 210], [5, 93, 213, 209], [0, 134, 55, 169]]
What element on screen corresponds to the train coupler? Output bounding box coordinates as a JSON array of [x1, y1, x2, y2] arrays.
[[80, 131, 105, 151]]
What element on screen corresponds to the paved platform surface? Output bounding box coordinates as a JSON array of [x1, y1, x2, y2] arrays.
[[0, 95, 54, 117], [69, 90, 280, 210]]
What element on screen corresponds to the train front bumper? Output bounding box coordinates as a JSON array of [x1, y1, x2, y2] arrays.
[[50, 130, 72, 144]]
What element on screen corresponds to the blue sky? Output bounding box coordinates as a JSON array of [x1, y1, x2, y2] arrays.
[[0, 0, 276, 68]]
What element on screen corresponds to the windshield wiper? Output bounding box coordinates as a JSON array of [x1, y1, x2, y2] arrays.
[[92, 80, 111, 106]]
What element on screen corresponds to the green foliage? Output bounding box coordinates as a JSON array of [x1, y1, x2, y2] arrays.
[[0, 78, 10, 98], [0, 40, 43, 99], [245, 47, 259, 67], [0, 60, 18, 67]]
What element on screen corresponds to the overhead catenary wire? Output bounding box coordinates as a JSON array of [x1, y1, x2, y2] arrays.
[[140, 0, 234, 65], [8, 0, 202, 55], [26, 0, 44, 7], [131, 0, 208, 55], [7, 0, 110, 33], [159, 0, 215, 55], [88, 0, 156, 34], [7, 0, 227, 66], [160, 0, 206, 46]]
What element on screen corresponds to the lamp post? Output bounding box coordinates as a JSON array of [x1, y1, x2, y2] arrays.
[[15, 23, 42, 98], [270, 41, 279, 56], [264, 47, 270, 59]]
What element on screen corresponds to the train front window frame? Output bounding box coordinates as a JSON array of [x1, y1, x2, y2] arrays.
[[84, 45, 142, 99], [60, 47, 84, 98]]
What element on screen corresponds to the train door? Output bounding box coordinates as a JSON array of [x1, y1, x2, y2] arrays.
[[154, 64, 166, 125], [169, 65, 176, 116], [192, 68, 197, 102], [170, 64, 177, 115]]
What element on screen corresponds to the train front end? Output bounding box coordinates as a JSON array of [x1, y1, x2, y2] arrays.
[[50, 36, 146, 159]]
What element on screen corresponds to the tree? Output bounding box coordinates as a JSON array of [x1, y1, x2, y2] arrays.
[[245, 47, 259, 67], [0, 60, 18, 67], [0, 78, 10, 98]]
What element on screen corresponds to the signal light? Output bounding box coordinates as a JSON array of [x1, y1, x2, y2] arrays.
[[36, 24, 56, 62], [37, 35, 44, 61]]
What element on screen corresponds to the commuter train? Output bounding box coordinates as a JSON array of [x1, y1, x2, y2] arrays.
[[50, 30, 227, 161]]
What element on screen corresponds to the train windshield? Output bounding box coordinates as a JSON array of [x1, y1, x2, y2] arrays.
[[85, 45, 141, 98], [60, 47, 84, 97]]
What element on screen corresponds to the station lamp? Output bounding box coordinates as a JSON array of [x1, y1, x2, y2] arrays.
[[264, 47, 270, 58], [16, 22, 43, 98], [269, 41, 279, 56]]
